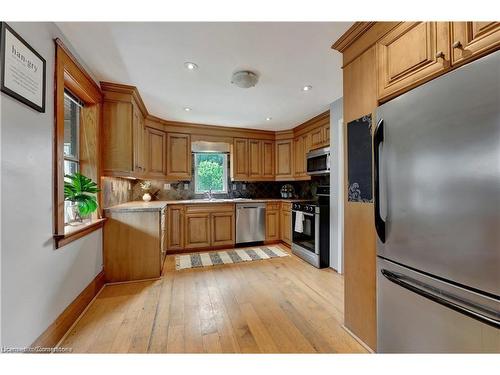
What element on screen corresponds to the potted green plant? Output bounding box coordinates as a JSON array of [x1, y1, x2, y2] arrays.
[[64, 173, 100, 225]]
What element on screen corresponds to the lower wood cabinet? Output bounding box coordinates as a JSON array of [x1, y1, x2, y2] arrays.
[[211, 211, 236, 247], [180, 204, 236, 250], [167, 205, 184, 251], [184, 212, 211, 249], [265, 203, 281, 242], [104, 207, 166, 282], [280, 202, 292, 246]]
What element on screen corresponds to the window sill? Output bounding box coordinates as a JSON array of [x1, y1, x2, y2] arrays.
[[54, 218, 106, 249]]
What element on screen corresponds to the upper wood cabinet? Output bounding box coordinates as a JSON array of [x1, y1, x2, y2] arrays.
[[166, 133, 191, 180], [275, 139, 294, 180], [261, 140, 275, 179], [232, 138, 249, 180], [248, 139, 262, 179], [145, 127, 166, 179], [103, 99, 146, 177], [377, 22, 450, 101], [451, 22, 500, 66], [232, 138, 275, 181], [309, 124, 330, 150], [293, 135, 310, 179]]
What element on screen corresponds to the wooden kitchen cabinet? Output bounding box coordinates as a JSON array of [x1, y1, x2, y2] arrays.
[[265, 202, 281, 242], [102, 98, 146, 177], [211, 211, 235, 247], [166, 133, 191, 180], [280, 202, 292, 246], [450, 22, 500, 66], [310, 127, 324, 149], [232, 138, 249, 180], [145, 127, 167, 179], [104, 207, 166, 282], [275, 139, 294, 180], [262, 140, 275, 179], [293, 133, 312, 179], [184, 212, 211, 249], [377, 22, 450, 101], [248, 139, 262, 179], [167, 205, 184, 251], [184, 204, 235, 250]]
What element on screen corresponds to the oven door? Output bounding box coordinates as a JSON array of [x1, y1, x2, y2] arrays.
[[292, 210, 319, 254], [306, 150, 330, 175]]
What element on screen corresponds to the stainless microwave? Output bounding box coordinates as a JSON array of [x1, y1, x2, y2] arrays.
[[306, 147, 330, 175]]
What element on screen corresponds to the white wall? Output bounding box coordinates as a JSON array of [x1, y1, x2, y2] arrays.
[[0, 22, 103, 347], [329, 98, 343, 273]]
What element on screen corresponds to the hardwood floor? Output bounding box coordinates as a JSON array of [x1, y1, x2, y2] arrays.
[[58, 245, 367, 353]]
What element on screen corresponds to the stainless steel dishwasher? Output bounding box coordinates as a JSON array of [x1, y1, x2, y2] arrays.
[[235, 202, 266, 244]]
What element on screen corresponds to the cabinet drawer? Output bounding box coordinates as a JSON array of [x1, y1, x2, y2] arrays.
[[185, 203, 235, 214], [281, 202, 292, 212], [266, 202, 281, 211]]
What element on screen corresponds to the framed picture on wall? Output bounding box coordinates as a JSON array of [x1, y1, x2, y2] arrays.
[[0, 22, 46, 112]]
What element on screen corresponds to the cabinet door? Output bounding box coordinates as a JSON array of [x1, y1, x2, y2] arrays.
[[377, 22, 450, 101], [133, 103, 146, 174], [451, 22, 500, 66], [211, 211, 235, 247], [248, 139, 262, 179], [310, 127, 324, 149], [323, 125, 330, 146], [293, 136, 305, 177], [167, 205, 184, 251], [166, 133, 191, 180], [233, 138, 248, 180], [184, 213, 211, 249], [275, 139, 293, 180], [280, 209, 292, 245], [261, 140, 275, 179], [146, 127, 167, 179], [265, 210, 280, 242], [102, 101, 134, 174]]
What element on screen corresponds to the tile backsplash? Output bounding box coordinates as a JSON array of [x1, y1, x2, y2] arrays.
[[102, 175, 329, 207]]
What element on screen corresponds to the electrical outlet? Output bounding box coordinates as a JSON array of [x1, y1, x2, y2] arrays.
[[232, 183, 236, 191], [242, 183, 246, 190], [164, 183, 171, 190], [184, 183, 189, 190]]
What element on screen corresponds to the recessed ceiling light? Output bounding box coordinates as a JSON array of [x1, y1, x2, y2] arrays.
[[302, 85, 312, 92], [266, 117, 272, 121], [184, 107, 192, 112], [184, 62, 198, 70]]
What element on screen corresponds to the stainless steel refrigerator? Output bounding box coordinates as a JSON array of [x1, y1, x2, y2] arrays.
[[374, 51, 500, 353]]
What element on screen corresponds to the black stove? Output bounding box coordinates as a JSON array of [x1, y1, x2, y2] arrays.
[[291, 185, 330, 268]]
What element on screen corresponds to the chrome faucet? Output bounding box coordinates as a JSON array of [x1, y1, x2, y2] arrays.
[[205, 188, 213, 200]]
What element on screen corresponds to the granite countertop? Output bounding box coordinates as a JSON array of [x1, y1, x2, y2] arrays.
[[104, 198, 309, 212]]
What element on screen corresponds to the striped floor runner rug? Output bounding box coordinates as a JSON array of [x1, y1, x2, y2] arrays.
[[176, 246, 289, 270]]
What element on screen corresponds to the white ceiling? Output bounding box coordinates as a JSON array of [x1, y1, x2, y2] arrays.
[[57, 22, 351, 131]]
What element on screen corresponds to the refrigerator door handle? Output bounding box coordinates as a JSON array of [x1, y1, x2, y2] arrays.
[[374, 119, 386, 243], [381, 269, 500, 329]]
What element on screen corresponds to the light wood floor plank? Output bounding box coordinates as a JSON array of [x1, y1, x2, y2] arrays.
[[58, 244, 367, 354]]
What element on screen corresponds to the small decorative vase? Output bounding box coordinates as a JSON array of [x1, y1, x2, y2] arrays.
[[142, 193, 152, 202], [67, 202, 83, 226]]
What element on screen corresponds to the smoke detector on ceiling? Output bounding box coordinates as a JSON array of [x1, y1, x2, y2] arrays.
[[231, 70, 259, 88]]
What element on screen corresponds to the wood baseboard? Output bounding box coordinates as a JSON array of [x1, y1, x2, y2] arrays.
[[32, 270, 105, 348]]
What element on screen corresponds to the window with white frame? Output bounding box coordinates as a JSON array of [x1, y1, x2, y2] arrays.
[[193, 152, 228, 194]]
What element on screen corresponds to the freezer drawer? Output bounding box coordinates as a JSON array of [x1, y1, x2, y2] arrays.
[[377, 257, 500, 353]]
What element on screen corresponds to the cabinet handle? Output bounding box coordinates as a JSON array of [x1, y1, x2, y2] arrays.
[[452, 40, 462, 49], [435, 51, 445, 59]]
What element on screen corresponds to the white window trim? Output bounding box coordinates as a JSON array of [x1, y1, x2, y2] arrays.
[[193, 152, 229, 194]]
